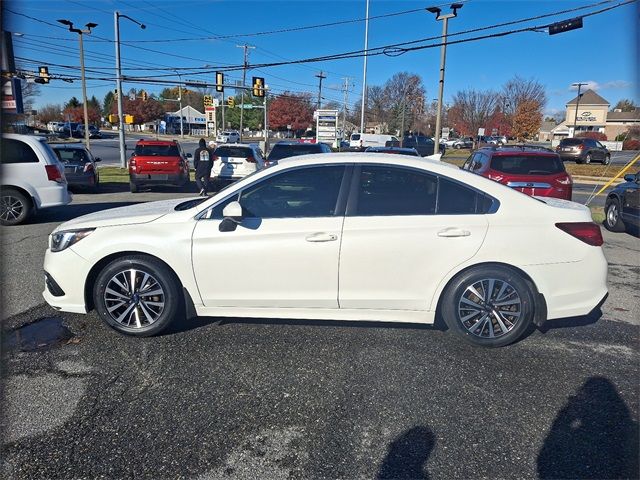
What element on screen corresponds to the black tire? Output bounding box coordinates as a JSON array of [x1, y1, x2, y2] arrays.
[[584, 153, 592, 164], [0, 188, 32, 226], [603, 154, 611, 165], [441, 266, 536, 348], [604, 198, 625, 232], [129, 181, 138, 193], [93, 255, 183, 337], [454, 144, 461, 149]]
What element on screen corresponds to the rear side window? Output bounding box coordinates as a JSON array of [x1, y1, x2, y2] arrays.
[[1, 139, 39, 164], [438, 177, 492, 214], [135, 144, 180, 156], [559, 138, 582, 146], [351, 134, 361, 141], [490, 155, 565, 175], [215, 146, 250, 158]]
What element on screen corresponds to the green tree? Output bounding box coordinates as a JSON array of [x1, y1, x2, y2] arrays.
[[88, 95, 101, 112], [103, 91, 115, 117], [612, 99, 636, 112], [65, 96, 81, 109]]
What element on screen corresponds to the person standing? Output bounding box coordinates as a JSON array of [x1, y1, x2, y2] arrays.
[[193, 138, 213, 196]]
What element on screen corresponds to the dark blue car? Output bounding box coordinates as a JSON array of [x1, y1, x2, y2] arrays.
[[604, 171, 639, 233]]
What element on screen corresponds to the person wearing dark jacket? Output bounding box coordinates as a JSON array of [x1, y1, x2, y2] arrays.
[[193, 138, 213, 196]]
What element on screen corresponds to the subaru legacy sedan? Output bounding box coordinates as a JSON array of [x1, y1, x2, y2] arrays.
[[43, 153, 608, 347]]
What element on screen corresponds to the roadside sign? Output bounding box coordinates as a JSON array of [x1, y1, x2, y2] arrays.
[[242, 104, 254, 109], [478, 128, 485, 136], [315, 109, 339, 145], [491, 128, 498, 135]]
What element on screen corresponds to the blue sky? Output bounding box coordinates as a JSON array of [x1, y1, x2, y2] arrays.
[[5, 0, 638, 115]]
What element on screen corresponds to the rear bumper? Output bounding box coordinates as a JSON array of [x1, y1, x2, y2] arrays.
[[37, 184, 72, 209], [558, 152, 583, 161], [130, 172, 188, 185], [66, 173, 96, 187]]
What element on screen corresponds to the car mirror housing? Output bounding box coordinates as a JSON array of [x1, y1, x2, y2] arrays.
[[624, 174, 635, 182], [222, 201, 243, 220]]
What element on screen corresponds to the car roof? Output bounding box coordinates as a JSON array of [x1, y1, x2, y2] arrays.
[[51, 143, 88, 150], [136, 139, 178, 145], [365, 146, 417, 153], [479, 145, 557, 156]]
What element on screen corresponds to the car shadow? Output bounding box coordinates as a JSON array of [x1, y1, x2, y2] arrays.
[[28, 201, 141, 224], [377, 426, 436, 480], [537, 306, 603, 333], [537, 376, 639, 479]]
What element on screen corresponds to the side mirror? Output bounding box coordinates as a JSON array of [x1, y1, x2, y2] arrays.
[[94, 157, 101, 162], [222, 201, 242, 220], [186, 153, 192, 158], [624, 174, 635, 182]]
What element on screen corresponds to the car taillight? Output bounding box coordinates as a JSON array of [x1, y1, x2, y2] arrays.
[[45, 165, 64, 183], [246, 156, 256, 163], [556, 222, 603, 246], [555, 175, 572, 185], [576, 144, 584, 150], [487, 173, 504, 182], [129, 158, 136, 168], [83, 163, 94, 173]]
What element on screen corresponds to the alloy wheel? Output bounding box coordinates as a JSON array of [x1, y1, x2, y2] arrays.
[[607, 203, 619, 227], [1, 194, 25, 223], [457, 278, 522, 338], [103, 268, 165, 328]]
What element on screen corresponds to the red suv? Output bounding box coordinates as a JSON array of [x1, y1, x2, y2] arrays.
[[462, 146, 572, 200], [129, 140, 191, 193]]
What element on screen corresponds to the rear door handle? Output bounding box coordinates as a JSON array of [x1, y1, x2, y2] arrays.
[[437, 228, 471, 238], [305, 232, 338, 242]]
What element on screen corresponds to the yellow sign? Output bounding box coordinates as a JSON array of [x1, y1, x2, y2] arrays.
[[125, 114, 134, 124], [108, 114, 118, 123]]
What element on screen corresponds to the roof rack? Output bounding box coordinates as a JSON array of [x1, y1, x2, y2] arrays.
[[491, 144, 555, 153]]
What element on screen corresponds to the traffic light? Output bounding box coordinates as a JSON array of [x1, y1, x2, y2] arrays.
[[228, 97, 235, 108], [141, 91, 148, 101], [215, 71, 224, 92], [548, 17, 583, 35], [252, 76, 265, 97], [125, 114, 134, 124], [108, 114, 118, 123], [37, 66, 50, 84], [204, 95, 213, 107]]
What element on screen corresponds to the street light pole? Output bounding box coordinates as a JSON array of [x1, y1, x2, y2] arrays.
[[360, 0, 370, 134], [571, 82, 588, 138], [427, 3, 463, 153], [114, 11, 145, 168], [237, 44, 255, 143], [57, 19, 97, 150]]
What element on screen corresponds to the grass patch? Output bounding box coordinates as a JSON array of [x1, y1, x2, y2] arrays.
[[590, 206, 605, 224], [98, 166, 129, 183]]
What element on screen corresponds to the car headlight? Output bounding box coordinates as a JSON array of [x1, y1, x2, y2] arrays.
[[50, 228, 95, 252]]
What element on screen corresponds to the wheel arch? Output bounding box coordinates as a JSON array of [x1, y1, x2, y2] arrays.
[[433, 261, 547, 328], [84, 250, 196, 317], [2, 184, 36, 209]]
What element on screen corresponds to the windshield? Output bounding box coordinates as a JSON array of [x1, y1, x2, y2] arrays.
[[268, 144, 324, 160], [490, 155, 565, 175], [135, 144, 180, 156], [54, 148, 90, 163]]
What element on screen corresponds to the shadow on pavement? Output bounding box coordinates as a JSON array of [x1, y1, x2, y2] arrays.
[[537, 307, 603, 333], [537, 376, 639, 479], [28, 201, 141, 224], [213, 316, 443, 332], [377, 426, 436, 480]]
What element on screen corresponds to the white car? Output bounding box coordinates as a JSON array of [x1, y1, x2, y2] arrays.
[[216, 130, 240, 144], [2, 133, 72, 225], [43, 153, 608, 347], [211, 143, 265, 182]]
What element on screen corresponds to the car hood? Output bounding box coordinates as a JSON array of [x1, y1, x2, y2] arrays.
[[54, 197, 195, 232]]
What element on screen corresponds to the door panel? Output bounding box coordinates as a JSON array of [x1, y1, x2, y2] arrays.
[[339, 215, 488, 310], [192, 217, 343, 308]]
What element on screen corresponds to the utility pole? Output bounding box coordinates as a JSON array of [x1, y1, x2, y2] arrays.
[[57, 19, 96, 150], [360, 0, 370, 134], [427, 3, 463, 153], [315, 71, 326, 110], [341, 77, 351, 141], [263, 85, 269, 154], [237, 44, 255, 143], [571, 82, 588, 138]]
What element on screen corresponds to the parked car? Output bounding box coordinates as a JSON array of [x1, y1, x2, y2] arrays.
[[43, 152, 607, 348], [1, 133, 71, 225], [364, 146, 420, 156], [484, 136, 507, 145], [555, 138, 611, 164], [216, 130, 240, 144], [75, 124, 102, 139], [461, 145, 572, 200], [52, 144, 101, 191], [604, 171, 639, 233], [128, 139, 191, 193], [47, 121, 65, 133], [440, 138, 458, 148], [452, 137, 474, 149], [60, 122, 80, 137], [349, 133, 399, 150], [267, 141, 331, 163], [401, 135, 435, 157], [211, 143, 265, 182]]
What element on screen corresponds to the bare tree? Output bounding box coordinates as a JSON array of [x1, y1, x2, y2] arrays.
[[21, 81, 41, 112], [449, 89, 498, 136], [36, 103, 64, 124], [501, 75, 547, 115], [383, 72, 426, 134]]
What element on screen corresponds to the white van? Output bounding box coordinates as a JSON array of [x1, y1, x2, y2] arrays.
[[349, 133, 399, 150]]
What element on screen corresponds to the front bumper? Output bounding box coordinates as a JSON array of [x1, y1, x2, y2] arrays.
[[42, 246, 92, 314]]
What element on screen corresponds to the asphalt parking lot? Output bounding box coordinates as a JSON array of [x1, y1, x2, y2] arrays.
[[1, 187, 638, 479]]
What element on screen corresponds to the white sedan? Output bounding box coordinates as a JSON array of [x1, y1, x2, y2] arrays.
[[43, 154, 608, 347], [216, 130, 240, 143]]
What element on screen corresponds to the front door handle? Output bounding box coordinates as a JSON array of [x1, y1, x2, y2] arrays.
[[305, 232, 338, 242], [437, 228, 471, 238]]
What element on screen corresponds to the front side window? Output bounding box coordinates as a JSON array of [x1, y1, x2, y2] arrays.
[[216, 166, 345, 219], [1, 139, 39, 164]]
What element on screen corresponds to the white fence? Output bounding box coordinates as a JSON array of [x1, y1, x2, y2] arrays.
[[550, 139, 623, 151]]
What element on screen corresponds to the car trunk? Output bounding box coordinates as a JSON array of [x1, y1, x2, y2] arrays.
[[214, 147, 257, 177], [135, 156, 181, 176]]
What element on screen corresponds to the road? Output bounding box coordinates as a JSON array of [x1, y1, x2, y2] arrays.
[[2, 188, 638, 479]]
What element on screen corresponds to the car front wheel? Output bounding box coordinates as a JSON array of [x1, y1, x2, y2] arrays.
[[1, 189, 32, 226], [93, 255, 183, 336], [603, 154, 611, 165], [604, 199, 625, 232], [441, 266, 535, 347]]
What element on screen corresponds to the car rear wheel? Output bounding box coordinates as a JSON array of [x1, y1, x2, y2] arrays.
[[604, 199, 625, 232], [454, 144, 461, 149], [441, 266, 535, 347], [1, 189, 32, 226], [584, 153, 592, 164], [129, 181, 138, 193], [93, 255, 182, 336]]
